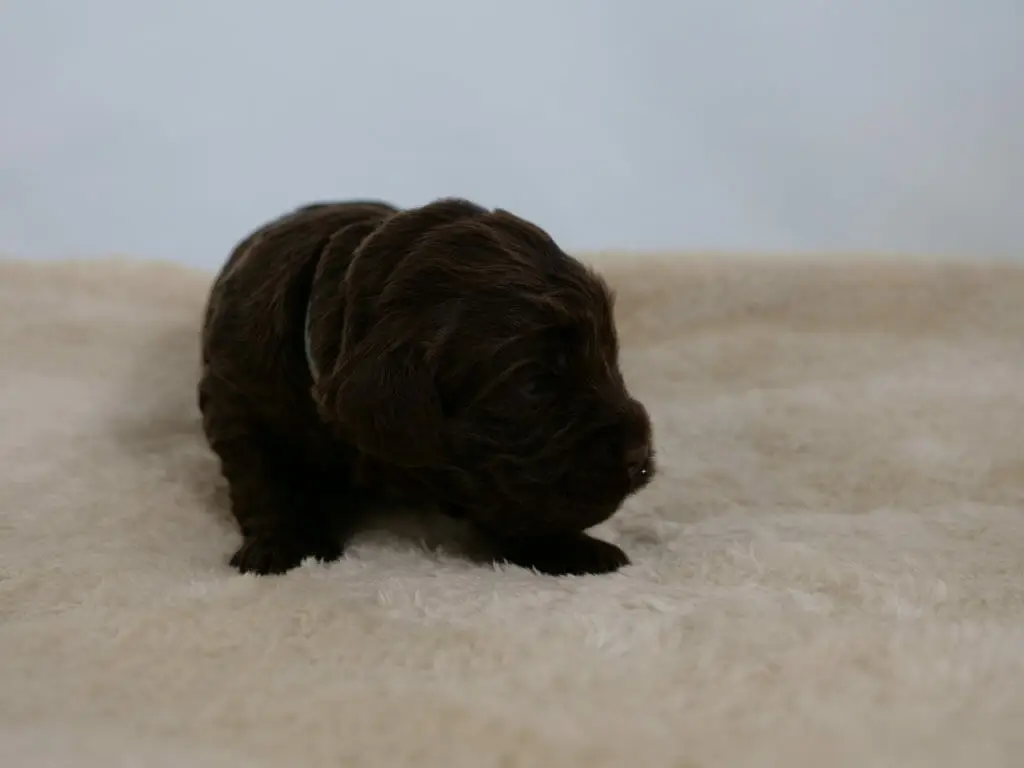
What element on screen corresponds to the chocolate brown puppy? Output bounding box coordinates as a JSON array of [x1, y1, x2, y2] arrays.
[[198, 198, 655, 576]]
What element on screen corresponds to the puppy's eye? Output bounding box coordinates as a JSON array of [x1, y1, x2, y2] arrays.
[[522, 370, 556, 400], [543, 327, 576, 373], [552, 347, 570, 373]]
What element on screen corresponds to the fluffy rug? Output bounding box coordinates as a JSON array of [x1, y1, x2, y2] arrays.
[[2, 254, 1024, 767]]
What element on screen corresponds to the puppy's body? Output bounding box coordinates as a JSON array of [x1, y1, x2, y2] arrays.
[[199, 198, 655, 576]]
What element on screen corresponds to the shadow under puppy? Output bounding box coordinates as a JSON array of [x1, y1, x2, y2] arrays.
[[198, 198, 656, 576]]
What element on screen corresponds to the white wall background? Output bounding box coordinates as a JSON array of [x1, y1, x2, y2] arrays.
[[1, 0, 1022, 268]]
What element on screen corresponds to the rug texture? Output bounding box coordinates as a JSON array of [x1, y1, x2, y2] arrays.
[[2, 254, 1024, 767]]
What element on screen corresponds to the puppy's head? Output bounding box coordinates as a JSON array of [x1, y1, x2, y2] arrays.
[[319, 198, 655, 536]]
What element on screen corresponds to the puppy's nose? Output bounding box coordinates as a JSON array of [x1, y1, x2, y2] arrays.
[[625, 442, 651, 482]]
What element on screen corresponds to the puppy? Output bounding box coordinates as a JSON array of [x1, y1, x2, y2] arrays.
[[198, 198, 655, 576]]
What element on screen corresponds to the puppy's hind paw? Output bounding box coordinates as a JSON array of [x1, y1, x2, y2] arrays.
[[493, 531, 630, 576], [229, 531, 343, 575]]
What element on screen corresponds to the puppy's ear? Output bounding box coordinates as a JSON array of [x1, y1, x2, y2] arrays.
[[321, 332, 445, 468], [318, 198, 486, 467]]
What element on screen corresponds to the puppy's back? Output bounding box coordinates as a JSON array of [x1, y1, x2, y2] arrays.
[[200, 200, 398, 413], [211, 201, 397, 299]]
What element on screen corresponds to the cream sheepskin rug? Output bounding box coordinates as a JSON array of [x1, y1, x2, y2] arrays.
[[2, 254, 1024, 767]]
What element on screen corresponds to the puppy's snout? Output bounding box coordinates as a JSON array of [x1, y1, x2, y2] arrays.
[[625, 441, 652, 483]]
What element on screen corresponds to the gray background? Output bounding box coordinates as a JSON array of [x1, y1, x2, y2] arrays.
[[2, 0, 1022, 267]]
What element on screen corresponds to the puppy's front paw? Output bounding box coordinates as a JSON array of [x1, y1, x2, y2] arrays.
[[494, 532, 630, 576], [229, 531, 343, 575]]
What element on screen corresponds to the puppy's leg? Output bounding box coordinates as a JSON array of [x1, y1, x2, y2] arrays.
[[489, 531, 630, 576], [200, 380, 347, 575], [220, 437, 347, 575]]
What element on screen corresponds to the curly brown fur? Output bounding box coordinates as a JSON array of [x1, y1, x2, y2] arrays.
[[198, 197, 656, 576]]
